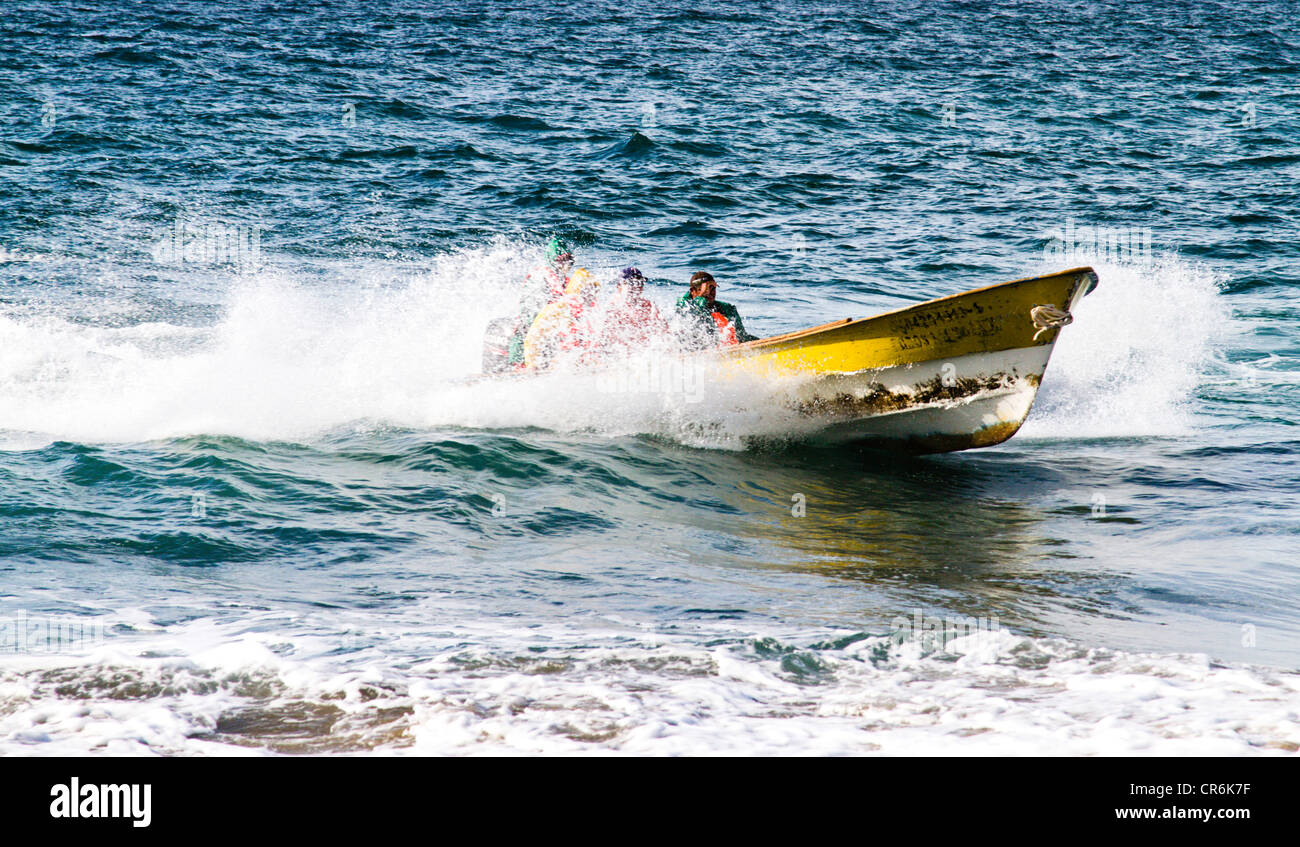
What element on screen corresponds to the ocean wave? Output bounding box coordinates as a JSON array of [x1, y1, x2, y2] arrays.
[[2, 615, 1295, 755]]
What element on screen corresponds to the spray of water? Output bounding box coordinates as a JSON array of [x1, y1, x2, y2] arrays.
[[1021, 250, 1231, 439], [0, 244, 1230, 450]]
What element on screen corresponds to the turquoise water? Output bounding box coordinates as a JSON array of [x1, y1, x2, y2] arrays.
[[1, 0, 1298, 754]]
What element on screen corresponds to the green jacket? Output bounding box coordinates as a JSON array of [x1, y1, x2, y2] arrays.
[[674, 294, 757, 343]]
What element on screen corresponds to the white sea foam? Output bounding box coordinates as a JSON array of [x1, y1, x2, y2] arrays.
[[1, 610, 1296, 756]]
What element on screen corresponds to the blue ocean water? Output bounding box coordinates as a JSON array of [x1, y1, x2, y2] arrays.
[[1, 0, 1298, 754]]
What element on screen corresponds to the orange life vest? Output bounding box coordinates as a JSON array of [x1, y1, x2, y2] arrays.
[[712, 310, 739, 345]]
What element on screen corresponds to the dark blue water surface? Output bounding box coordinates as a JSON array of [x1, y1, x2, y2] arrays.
[[0, 1, 1298, 754]]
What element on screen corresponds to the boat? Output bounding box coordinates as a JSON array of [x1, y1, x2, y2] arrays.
[[710, 266, 1098, 453], [481, 266, 1098, 454]]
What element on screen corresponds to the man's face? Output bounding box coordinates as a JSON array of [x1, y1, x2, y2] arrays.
[[701, 281, 717, 303]]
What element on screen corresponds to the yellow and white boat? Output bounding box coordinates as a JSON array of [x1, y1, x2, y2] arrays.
[[710, 266, 1098, 453]]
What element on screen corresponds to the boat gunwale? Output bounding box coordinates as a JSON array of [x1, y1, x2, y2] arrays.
[[726, 265, 1098, 352]]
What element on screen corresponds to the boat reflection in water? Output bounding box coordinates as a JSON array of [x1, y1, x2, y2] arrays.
[[631, 440, 1119, 639]]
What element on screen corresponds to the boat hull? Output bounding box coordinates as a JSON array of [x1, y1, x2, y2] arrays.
[[714, 267, 1097, 453], [767, 344, 1050, 451]]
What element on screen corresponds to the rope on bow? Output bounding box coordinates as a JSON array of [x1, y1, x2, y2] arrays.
[[1030, 304, 1073, 340]]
